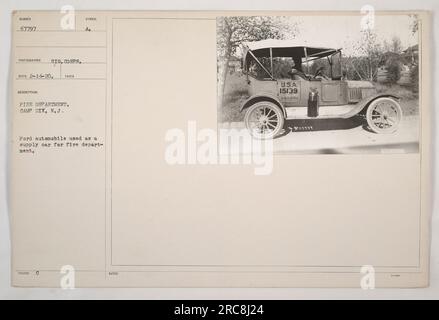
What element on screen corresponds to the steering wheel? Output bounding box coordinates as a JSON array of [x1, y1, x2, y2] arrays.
[[314, 66, 328, 80]]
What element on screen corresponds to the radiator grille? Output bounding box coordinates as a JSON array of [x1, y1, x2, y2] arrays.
[[348, 88, 362, 102]]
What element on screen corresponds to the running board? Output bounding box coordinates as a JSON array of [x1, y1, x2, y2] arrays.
[[285, 105, 358, 120]]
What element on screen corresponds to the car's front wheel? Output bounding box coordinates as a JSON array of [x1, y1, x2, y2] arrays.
[[365, 98, 402, 134], [244, 101, 285, 139]]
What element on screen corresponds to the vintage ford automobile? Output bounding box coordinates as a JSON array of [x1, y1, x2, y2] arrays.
[[240, 40, 402, 139]]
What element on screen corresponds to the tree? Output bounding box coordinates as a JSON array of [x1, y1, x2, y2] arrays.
[[390, 36, 402, 53], [347, 28, 383, 81], [385, 55, 401, 83], [383, 36, 402, 54], [217, 17, 298, 105], [409, 14, 419, 35]]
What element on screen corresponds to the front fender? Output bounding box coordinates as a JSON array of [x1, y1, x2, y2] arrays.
[[342, 93, 400, 119], [240, 93, 287, 118]]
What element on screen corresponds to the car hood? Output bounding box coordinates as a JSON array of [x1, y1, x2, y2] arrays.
[[346, 80, 375, 89]]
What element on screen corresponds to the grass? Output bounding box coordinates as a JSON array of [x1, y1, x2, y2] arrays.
[[374, 82, 419, 116]]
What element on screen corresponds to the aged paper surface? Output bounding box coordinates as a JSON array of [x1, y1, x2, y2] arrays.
[[10, 11, 431, 287]]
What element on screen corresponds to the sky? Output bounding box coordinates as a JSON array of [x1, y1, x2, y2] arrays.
[[282, 14, 418, 56]]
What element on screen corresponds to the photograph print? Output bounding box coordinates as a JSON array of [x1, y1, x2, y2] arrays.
[[216, 14, 421, 154]]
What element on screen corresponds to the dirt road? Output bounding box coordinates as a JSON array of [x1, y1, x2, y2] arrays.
[[219, 115, 419, 154]]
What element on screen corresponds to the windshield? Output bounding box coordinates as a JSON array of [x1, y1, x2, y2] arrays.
[[331, 51, 342, 79], [305, 51, 342, 80]]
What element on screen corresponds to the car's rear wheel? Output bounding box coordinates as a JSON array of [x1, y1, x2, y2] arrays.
[[244, 101, 285, 139], [365, 98, 402, 134]]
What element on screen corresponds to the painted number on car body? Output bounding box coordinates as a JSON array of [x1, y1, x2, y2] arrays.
[[278, 80, 300, 102]]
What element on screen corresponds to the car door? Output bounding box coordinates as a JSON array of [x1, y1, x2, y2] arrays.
[[320, 80, 341, 105], [277, 78, 302, 107]]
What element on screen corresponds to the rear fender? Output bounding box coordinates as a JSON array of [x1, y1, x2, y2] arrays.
[[240, 94, 287, 118]]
